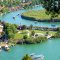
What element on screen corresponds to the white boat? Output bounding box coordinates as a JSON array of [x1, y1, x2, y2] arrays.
[[4, 45, 10, 51], [33, 55, 44, 60], [0, 46, 1, 49], [0, 46, 2, 52], [30, 53, 44, 60]]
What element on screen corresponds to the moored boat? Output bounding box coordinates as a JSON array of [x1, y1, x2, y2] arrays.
[[0, 46, 2, 51], [13, 16, 15, 19], [2, 45, 10, 51], [5, 45, 10, 51], [30, 53, 44, 60]]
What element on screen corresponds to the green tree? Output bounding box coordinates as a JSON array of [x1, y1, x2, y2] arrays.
[[43, 0, 60, 19], [23, 35, 28, 39], [22, 25, 27, 30], [31, 30, 35, 36], [54, 27, 60, 38], [45, 31, 49, 36], [4, 23, 17, 39], [22, 54, 32, 60], [29, 25, 33, 30]]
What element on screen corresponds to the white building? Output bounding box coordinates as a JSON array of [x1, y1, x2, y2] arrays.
[[0, 25, 3, 34]]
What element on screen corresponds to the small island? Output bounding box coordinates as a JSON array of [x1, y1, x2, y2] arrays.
[[21, 10, 60, 22]]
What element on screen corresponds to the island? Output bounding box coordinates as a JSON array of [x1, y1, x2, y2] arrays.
[[21, 10, 60, 22]]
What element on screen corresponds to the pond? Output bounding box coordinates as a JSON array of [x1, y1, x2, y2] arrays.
[[0, 38, 60, 60], [1, 5, 60, 28]]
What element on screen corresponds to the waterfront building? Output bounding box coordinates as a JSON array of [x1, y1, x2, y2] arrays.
[[0, 25, 3, 35]]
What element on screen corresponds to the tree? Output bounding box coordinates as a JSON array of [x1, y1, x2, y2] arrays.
[[29, 25, 33, 30], [11, 24, 17, 33], [22, 25, 27, 30], [23, 35, 28, 39], [31, 30, 35, 36], [45, 31, 49, 36], [3, 23, 17, 39], [31, 0, 42, 6], [54, 27, 60, 38], [22, 54, 32, 60], [43, 0, 60, 18]]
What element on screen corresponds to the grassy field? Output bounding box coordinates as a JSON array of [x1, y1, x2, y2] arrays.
[[34, 30, 56, 36], [22, 10, 60, 20], [14, 30, 27, 39], [14, 30, 56, 39]]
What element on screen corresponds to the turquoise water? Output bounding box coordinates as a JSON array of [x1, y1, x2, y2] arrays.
[[0, 38, 60, 60], [0, 6, 60, 60], [1, 6, 60, 28]]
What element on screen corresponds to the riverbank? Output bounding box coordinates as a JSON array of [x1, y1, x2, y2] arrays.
[[0, 21, 57, 45], [14, 29, 56, 44], [0, 38, 60, 60], [21, 10, 60, 22]]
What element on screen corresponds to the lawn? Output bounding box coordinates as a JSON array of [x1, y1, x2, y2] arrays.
[[34, 30, 56, 36], [22, 10, 60, 20], [14, 30, 56, 39], [14, 30, 27, 39]]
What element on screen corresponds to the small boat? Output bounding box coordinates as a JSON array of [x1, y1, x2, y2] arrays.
[[30, 53, 44, 60], [5, 45, 10, 51], [13, 17, 15, 19], [35, 21, 37, 24], [51, 24, 56, 27], [0, 46, 2, 49], [33, 54, 44, 60], [3, 45, 10, 51], [0, 46, 2, 51], [17, 14, 20, 16]]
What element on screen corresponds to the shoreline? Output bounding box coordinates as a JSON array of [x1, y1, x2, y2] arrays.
[[21, 15, 60, 22]]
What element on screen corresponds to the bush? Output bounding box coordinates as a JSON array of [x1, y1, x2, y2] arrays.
[[23, 35, 28, 39], [31, 30, 35, 36], [22, 54, 32, 60], [54, 32, 60, 38], [24, 36, 47, 44]]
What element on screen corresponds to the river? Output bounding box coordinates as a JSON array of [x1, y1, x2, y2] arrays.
[[0, 38, 60, 60], [1, 6, 60, 28], [0, 5, 60, 60]]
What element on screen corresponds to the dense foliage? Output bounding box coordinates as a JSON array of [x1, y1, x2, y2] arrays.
[[0, 0, 21, 7], [3, 23, 18, 39], [43, 0, 60, 17], [24, 36, 47, 44], [54, 27, 60, 38], [22, 54, 32, 60]]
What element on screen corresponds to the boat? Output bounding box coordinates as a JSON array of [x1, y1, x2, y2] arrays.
[[0, 46, 2, 49], [51, 24, 56, 27], [33, 54, 44, 60], [30, 53, 44, 60], [5, 45, 10, 51], [13, 16, 15, 19], [17, 14, 20, 16], [3, 45, 10, 51], [0, 46, 2, 51], [35, 21, 37, 24]]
